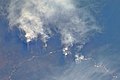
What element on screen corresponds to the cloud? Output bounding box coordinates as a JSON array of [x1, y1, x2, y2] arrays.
[[7, 0, 100, 56]]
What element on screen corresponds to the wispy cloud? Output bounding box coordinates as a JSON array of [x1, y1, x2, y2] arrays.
[[55, 45, 120, 80]]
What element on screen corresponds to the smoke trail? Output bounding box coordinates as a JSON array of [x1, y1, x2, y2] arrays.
[[7, 0, 100, 56]]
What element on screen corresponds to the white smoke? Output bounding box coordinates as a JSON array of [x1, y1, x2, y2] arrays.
[[7, 0, 100, 55]]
